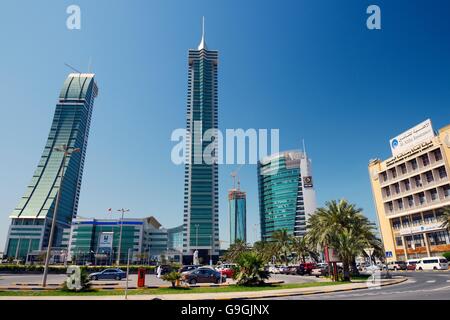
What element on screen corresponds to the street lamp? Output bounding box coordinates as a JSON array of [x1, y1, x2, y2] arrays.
[[195, 224, 200, 248], [42, 144, 80, 287], [116, 208, 130, 265]]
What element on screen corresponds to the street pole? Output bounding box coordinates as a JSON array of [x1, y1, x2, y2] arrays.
[[42, 145, 80, 287], [125, 248, 131, 300], [116, 208, 130, 265], [209, 235, 212, 266]]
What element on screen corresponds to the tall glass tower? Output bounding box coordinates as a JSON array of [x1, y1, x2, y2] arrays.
[[228, 189, 247, 244], [257, 150, 317, 241], [182, 19, 220, 264], [5, 73, 98, 260]]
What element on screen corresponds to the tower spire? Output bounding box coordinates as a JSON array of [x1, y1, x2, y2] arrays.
[[198, 16, 207, 50]]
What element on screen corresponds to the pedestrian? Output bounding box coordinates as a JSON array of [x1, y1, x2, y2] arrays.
[[157, 265, 162, 278]]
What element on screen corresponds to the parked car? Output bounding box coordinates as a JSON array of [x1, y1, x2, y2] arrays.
[[406, 259, 420, 271], [216, 264, 236, 279], [182, 268, 224, 284], [268, 265, 281, 274], [386, 261, 407, 271], [416, 257, 449, 271], [89, 268, 126, 281], [179, 265, 200, 274], [311, 265, 330, 277], [297, 262, 317, 275]]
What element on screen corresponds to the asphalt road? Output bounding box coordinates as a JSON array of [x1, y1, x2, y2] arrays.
[[264, 271, 450, 300], [0, 272, 320, 287]]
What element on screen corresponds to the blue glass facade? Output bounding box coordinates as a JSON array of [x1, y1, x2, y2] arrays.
[[5, 73, 98, 260], [182, 27, 220, 263], [258, 151, 314, 241], [229, 190, 247, 244]]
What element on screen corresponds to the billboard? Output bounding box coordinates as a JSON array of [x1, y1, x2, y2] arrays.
[[389, 119, 434, 157], [324, 246, 340, 263], [98, 232, 113, 248]]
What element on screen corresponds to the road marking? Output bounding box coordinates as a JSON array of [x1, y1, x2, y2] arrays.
[[426, 280, 436, 283], [447, 280, 450, 283]]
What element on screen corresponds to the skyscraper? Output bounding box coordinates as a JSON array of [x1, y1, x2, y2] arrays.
[[5, 73, 98, 260], [258, 150, 317, 241], [228, 189, 247, 244], [182, 19, 220, 264]]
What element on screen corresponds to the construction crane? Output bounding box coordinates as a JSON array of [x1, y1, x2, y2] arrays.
[[230, 164, 243, 190]]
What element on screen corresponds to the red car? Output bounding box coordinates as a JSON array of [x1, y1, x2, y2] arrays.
[[216, 264, 236, 279], [299, 262, 317, 275]]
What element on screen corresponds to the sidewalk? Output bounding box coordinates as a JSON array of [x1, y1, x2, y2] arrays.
[[0, 277, 406, 300]]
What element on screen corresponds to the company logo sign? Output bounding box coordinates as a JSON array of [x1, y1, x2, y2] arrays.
[[389, 119, 434, 157], [98, 232, 113, 248]]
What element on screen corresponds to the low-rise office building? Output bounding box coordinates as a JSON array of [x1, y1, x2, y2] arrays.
[[67, 216, 169, 264], [369, 120, 450, 261]]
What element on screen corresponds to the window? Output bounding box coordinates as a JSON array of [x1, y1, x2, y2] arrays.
[[422, 154, 430, 167], [412, 214, 422, 226], [397, 199, 403, 210], [385, 187, 391, 197], [425, 171, 434, 183], [414, 176, 422, 188], [394, 183, 400, 194], [409, 159, 418, 170], [434, 149, 443, 161], [381, 172, 387, 182], [418, 192, 426, 205], [390, 168, 397, 179], [395, 237, 403, 246], [444, 185, 450, 198], [403, 179, 411, 191], [399, 163, 407, 174], [438, 167, 447, 179], [392, 219, 401, 230], [407, 195, 414, 207], [430, 189, 438, 201], [423, 212, 435, 224], [388, 202, 393, 212]]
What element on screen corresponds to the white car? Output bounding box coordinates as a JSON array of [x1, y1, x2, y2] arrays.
[[416, 257, 449, 271], [268, 265, 281, 274]]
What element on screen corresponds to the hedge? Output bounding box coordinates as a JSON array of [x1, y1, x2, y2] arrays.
[[443, 252, 450, 261]]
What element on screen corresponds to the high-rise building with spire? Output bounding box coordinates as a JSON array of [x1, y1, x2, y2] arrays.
[[182, 18, 220, 264], [4, 73, 98, 260]]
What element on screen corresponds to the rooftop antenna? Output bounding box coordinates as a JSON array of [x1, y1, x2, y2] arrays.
[[64, 62, 82, 74]]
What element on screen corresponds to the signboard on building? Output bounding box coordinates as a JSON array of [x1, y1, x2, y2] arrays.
[[385, 251, 393, 258], [389, 119, 434, 157], [98, 232, 113, 248], [399, 222, 443, 236], [303, 176, 313, 188]]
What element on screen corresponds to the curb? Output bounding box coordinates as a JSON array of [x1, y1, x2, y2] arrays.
[[0, 281, 285, 291], [209, 278, 408, 300]]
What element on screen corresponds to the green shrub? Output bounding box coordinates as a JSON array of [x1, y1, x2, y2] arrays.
[[233, 251, 270, 286], [161, 271, 182, 288]]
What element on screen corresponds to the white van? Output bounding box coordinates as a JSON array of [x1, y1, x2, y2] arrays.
[[415, 257, 449, 271]]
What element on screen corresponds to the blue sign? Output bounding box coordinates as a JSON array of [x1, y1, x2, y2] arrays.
[[385, 251, 393, 258]]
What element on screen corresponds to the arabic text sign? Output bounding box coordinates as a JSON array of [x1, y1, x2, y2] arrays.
[[389, 119, 434, 157]]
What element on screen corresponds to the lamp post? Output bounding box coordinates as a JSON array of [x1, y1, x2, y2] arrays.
[[116, 208, 130, 265], [42, 144, 80, 287]]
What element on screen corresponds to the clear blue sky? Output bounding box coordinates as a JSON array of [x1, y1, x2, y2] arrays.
[[1, 0, 450, 250]]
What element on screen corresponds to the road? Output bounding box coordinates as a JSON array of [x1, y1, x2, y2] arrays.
[[0, 272, 320, 287], [263, 271, 450, 300]]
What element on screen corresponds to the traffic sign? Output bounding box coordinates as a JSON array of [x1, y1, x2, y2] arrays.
[[385, 251, 393, 258]]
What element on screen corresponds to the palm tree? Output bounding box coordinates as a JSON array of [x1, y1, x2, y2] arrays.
[[291, 236, 317, 263], [223, 239, 249, 263], [253, 241, 277, 264], [233, 251, 270, 286], [271, 229, 292, 264], [331, 229, 368, 281], [439, 206, 450, 231], [307, 199, 381, 280]]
